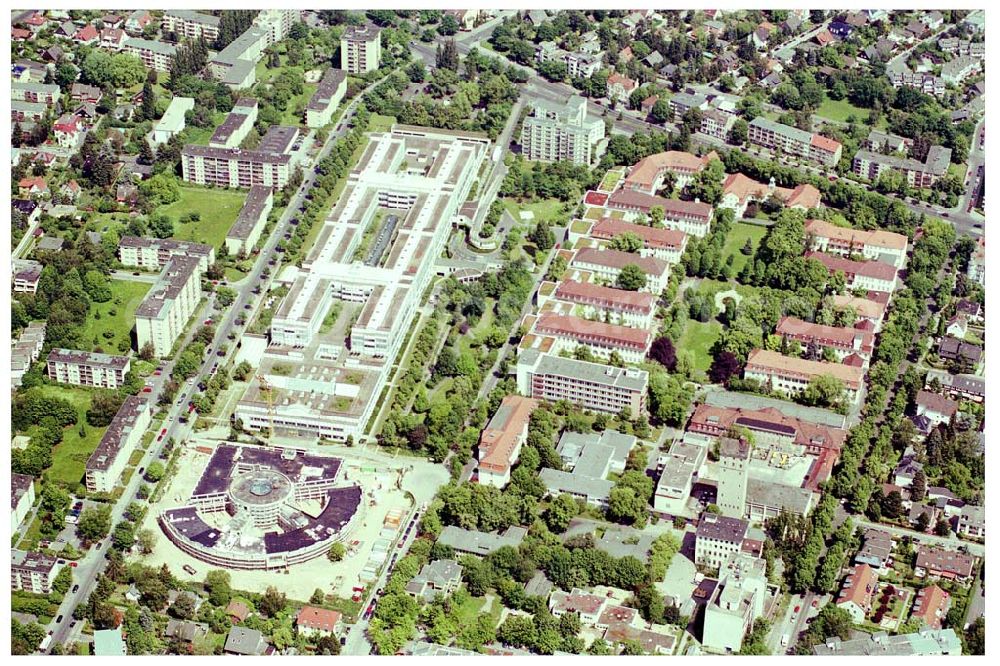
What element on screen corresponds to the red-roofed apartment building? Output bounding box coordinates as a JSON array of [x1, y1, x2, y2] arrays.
[[776, 316, 875, 362], [53, 114, 84, 148], [910, 584, 950, 629], [533, 312, 653, 364], [607, 189, 714, 237], [549, 279, 656, 328], [623, 150, 720, 192], [570, 247, 671, 293], [805, 219, 909, 269], [804, 251, 899, 293], [836, 564, 878, 624], [476, 396, 538, 488], [720, 172, 822, 217], [744, 349, 864, 402], [295, 606, 343, 638], [589, 217, 688, 264]]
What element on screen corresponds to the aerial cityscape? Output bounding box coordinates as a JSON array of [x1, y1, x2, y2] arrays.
[[8, 6, 987, 657]]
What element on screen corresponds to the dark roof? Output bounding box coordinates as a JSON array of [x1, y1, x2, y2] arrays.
[[696, 513, 748, 543]]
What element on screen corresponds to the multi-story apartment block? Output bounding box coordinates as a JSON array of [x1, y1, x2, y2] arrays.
[[695, 513, 751, 570], [570, 247, 670, 293], [305, 68, 347, 128], [805, 218, 909, 269], [804, 250, 899, 293], [11, 550, 60, 594], [668, 92, 709, 121], [476, 396, 538, 488], [12, 474, 35, 536], [11, 321, 46, 388], [12, 258, 43, 293], [589, 217, 688, 264], [119, 236, 215, 273], [941, 56, 982, 85], [135, 256, 204, 357], [516, 349, 648, 417], [623, 150, 720, 193], [864, 129, 912, 154], [181, 143, 292, 189], [775, 316, 875, 363], [852, 144, 951, 189], [47, 349, 131, 389], [938, 38, 985, 58], [606, 190, 714, 237], [748, 116, 843, 166], [535, 41, 602, 78], [744, 349, 864, 402], [340, 25, 382, 73], [703, 553, 768, 654], [226, 185, 273, 256], [520, 95, 606, 165], [700, 108, 737, 140], [547, 279, 656, 329], [530, 312, 652, 364], [11, 81, 60, 105], [209, 98, 259, 148], [12, 99, 46, 122], [122, 38, 177, 71], [162, 9, 221, 41], [85, 396, 151, 493]]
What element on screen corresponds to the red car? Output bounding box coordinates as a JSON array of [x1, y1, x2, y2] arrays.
[[142, 386, 152, 393], [70, 562, 78, 568], [793, 605, 801, 614]]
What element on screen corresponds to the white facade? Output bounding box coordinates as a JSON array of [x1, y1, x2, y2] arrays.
[[135, 256, 204, 358], [520, 95, 605, 165], [152, 96, 195, 145]]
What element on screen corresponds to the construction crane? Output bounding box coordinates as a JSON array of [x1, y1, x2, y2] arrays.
[[257, 374, 275, 441]]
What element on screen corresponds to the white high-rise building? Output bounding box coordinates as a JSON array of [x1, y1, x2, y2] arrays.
[[340, 25, 382, 73], [520, 95, 606, 165]]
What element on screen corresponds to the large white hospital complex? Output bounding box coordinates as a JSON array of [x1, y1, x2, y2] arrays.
[[235, 125, 490, 441]]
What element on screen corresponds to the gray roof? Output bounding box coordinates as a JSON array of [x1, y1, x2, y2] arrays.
[[124, 37, 177, 56], [437, 525, 527, 557], [224, 626, 266, 655], [747, 478, 813, 515], [814, 629, 961, 656], [524, 571, 553, 598], [540, 468, 613, 503], [696, 513, 748, 544], [228, 185, 273, 241], [704, 390, 847, 428], [597, 526, 655, 561], [520, 349, 649, 392], [750, 115, 813, 144]]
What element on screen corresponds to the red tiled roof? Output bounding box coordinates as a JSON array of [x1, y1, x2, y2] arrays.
[[625, 150, 719, 190], [688, 403, 846, 452], [745, 349, 864, 390], [572, 247, 667, 276], [804, 251, 898, 283], [591, 218, 687, 251], [837, 564, 878, 611], [811, 133, 843, 154], [478, 396, 538, 475], [554, 279, 655, 315], [805, 219, 908, 251], [915, 547, 974, 578], [535, 312, 652, 350], [911, 584, 949, 629], [296, 605, 342, 632], [776, 316, 874, 355], [608, 190, 713, 220]]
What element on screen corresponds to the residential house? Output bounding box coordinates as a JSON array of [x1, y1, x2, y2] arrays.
[[914, 546, 975, 582], [836, 564, 878, 624], [915, 390, 958, 427], [295, 606, 343, 638], [910, 585, 950, 630], [956, 505, 984, 539], [404, 559, 464, 601], [224, 627, 268, 655], [607, 73, 638, 105]]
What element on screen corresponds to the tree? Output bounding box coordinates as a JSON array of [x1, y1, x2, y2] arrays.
[[170, 593, 197, 620], [77, 505, 112, 542], [800, 374, 846, 409], [204, 570, 232, 606], [144, 461, 165, 483], [616, 264, 647, 291], [729, 118, 749, 145], [136, 528, 157, 555], [609, 232, 643, 253], [529, 221, 555, 251], [544, 494, 578, 533], [934, 518, 952, 537], [881, 490, 904, 519], [914, 511, 931, 533], [709, 350, 742, 384], [648, 336, 677, 371], [328, 542, 346, 562], [911, 469, 927, 502], [259, 586, 287, 617], [140, 80, 157, 121]]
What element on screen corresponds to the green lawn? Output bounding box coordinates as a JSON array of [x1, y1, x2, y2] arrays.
[[162, 185, 248, 248], [502, 197, 569, 225], [599, 169, 624, 192], [369, 114, 397, 133], [453, 593, 487, 625], [80, 280, 150, 354], [31, 385, 105, 491], [279, 83, 318, 126], [816, 96, 870, 123], [949, 162, 968, 181], [721, 222, 768, 275], [181, 112, 227, 147], [678, 319, 723, 377]]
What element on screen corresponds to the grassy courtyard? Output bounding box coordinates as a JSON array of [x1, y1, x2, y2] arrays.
[[502, 197, 569, 225], [80, 279, 150, 354], [163, 185, 248, 248], [369, 113, 397, 133], [32, 385, 105, 491], [721, 222, 769, 275], [678, 319, 723, 378]]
